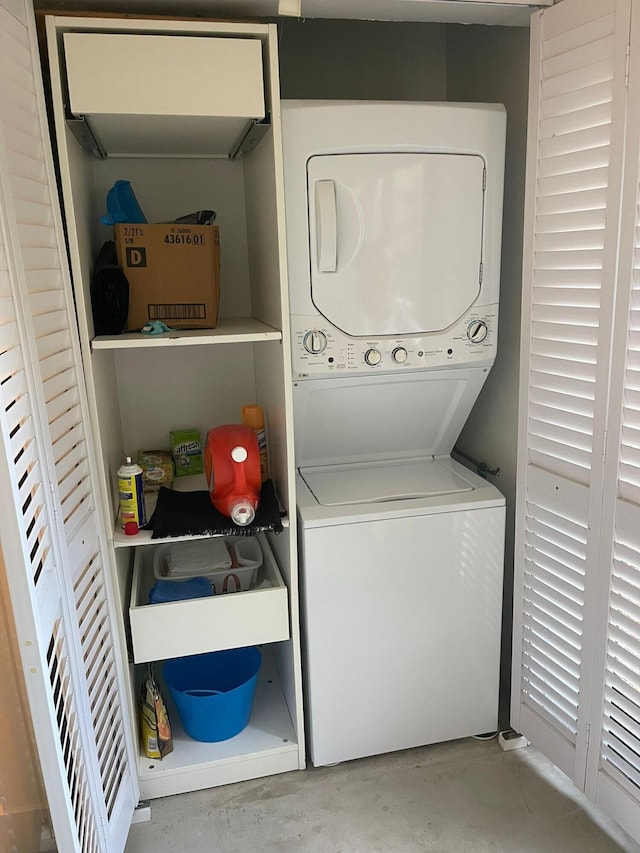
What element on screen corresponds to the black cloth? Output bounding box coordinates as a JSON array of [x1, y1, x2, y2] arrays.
[[145, 479, 283, 539]]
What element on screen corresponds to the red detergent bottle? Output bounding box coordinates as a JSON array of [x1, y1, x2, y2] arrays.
[[204, 425, 261, 526]]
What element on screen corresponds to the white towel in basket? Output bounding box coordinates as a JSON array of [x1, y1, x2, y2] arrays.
[[153, 538, 232, 580]]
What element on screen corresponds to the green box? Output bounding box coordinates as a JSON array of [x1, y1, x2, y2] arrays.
[[170, 429, 203, 478]]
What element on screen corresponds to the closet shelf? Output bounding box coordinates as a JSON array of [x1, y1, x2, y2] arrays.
[[114, 520, 290, 548], [112, 473, 289, 548], [92, 318, 282, 350], [138, 647, 299, 800]]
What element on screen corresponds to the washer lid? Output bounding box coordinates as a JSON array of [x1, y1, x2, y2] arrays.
[[293, 368, 490, 468], [307, 152, 485, 337], [299, 458, 474, 506]]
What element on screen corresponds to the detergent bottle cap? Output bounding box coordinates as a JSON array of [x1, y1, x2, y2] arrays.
[[231, 445, 248, 463], [229, 497, 256, 526]]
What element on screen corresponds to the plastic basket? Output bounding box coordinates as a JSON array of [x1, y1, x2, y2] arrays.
[[154, 536, 263, 593], [163, 647, 261, 742]]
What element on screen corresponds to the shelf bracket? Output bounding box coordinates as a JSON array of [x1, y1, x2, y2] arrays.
[[65, 115, 106, 159], [229, 115, 271, 160]]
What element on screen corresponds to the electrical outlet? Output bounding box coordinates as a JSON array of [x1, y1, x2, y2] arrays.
[[498, 729, 530, 751]]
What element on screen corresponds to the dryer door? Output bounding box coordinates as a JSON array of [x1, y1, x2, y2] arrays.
[[307, 152, 485, 337]]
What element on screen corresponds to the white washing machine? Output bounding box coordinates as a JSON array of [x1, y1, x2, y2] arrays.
[[282, 101, 507, 767]]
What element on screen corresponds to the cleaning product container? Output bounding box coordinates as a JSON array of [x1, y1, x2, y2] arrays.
[[163, 646, 261, 742], [117, 456, 146, 532], [204, 424, 261, 525]]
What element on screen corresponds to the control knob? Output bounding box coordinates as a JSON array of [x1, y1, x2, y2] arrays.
[[467, 320, 488, 343], [303, 329, 328, 354], [364, 348, 382, 366], [392, 347, 408, 364]]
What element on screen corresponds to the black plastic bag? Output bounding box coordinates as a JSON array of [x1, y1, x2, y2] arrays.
[[90, 241, 129, 335]]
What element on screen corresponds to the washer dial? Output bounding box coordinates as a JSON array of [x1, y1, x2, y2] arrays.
[[303, 329, 328, 354], [364, 348, 382, 366], [467, 320, 489, 343], [392, 347, 408, 364]]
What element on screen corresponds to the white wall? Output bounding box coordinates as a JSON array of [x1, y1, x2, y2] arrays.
[[277, 18, 448, 100]]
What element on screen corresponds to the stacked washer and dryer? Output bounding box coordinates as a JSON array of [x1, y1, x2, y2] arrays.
[[281, 100, 507, 768]]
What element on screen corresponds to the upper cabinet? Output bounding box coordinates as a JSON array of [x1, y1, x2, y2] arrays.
[[63, 32, 267, 157]]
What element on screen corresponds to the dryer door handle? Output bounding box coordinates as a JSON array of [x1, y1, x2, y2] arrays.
[[315, 179, 337, 273]]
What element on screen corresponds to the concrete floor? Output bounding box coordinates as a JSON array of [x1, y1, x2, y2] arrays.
[[125, 738, 640, 852]]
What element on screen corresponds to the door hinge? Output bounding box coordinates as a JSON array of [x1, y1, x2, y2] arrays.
[[48, 481, 59, 517], [625, 42, 631, 88], [479, 262, 483, 285], [586, 722, 591, 745], [602, 429, 608, 462], [482, 166, 487, 191]]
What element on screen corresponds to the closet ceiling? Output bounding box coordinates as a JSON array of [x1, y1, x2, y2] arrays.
[[32, 0, 546, 26]]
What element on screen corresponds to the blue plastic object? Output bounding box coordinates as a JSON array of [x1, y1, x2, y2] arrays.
[[101, 180, 147, 226], [148, 577, 213, 604], [163, 647, 262, 742], [141, 321, 173, 335]]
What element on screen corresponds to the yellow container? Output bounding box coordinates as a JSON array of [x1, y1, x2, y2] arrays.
[[241, 404, 268, 482]]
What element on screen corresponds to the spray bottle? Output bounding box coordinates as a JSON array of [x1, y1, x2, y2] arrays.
[[117, 456, 146, 534]]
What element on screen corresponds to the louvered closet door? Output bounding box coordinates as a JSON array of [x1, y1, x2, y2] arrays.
[[586, 5, 640, 838], [512, 0, 630, 787], [0, 1, 138, 850]]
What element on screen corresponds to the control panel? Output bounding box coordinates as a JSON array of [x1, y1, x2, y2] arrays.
[[291, 307, 498, 378]]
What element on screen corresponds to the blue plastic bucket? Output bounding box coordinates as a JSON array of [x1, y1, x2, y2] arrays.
[[163, 647, 261, 742]]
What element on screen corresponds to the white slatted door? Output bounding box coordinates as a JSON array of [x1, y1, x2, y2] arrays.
[[513, 0, 630, 787], [587, 6, 640, 837], [0, 1, 138, 850]]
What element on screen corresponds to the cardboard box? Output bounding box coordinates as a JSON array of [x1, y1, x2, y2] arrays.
[[115, 224, 220, 331], [137, 450, 174, 492]]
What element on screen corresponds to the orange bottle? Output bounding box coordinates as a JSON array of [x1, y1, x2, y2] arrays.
[[204, 425, 261, 526], [241, 404, 269, 482]]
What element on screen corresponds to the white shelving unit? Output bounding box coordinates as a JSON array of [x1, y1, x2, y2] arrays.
[[44, 14, 305, 801]]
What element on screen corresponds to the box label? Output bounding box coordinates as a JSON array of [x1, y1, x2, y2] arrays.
[[149, 303, 206, 321], [163, 233, 206, 245], [126, 246, 147, 267]]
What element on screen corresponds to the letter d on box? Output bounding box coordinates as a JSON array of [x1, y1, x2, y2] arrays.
[[126, 246, 147, 267]]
